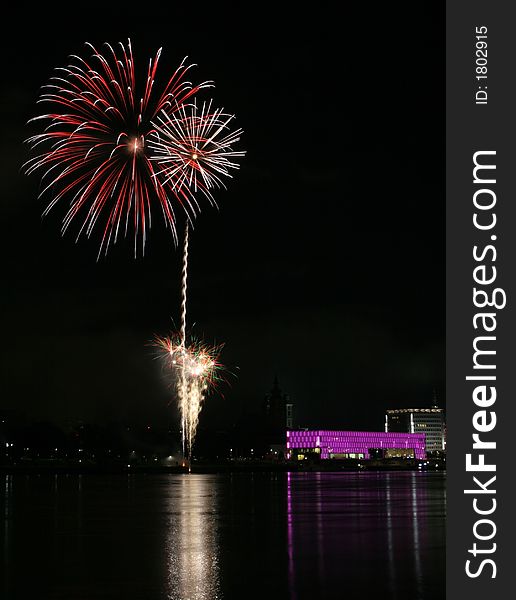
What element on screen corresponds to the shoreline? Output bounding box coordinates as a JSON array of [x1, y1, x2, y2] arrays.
[[0, 457, 445, 475]]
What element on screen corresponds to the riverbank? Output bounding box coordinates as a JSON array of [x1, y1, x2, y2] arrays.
[[0, 456, 445, 474]]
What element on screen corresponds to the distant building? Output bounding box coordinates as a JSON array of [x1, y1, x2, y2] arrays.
[[286, 429, 426, 460], [385, 406, 446, 454], [258, 376, 294, 452], [264, 376, 294, 431]]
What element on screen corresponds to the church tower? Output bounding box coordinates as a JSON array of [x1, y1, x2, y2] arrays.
[[264, 376, 294, 434]]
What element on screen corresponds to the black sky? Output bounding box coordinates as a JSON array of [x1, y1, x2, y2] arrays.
[[0, 3, 444, 432]]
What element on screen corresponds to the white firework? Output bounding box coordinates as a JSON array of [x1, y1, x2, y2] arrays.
[[149, 100, 245, 218]]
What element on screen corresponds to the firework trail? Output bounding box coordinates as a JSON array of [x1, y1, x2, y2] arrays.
[[23, 39, 211, 257], [150, 99, 244, 463], [180, 222, 189, 458]]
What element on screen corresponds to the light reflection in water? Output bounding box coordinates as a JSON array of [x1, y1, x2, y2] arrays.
[[411, 471, 424, 599], [385, 473, 397, 597], [287, 471, 297, 600], [3, 475, 12, 596], [315, 471, 325, 583], [286, 471, 444, 600], [166, 475, 221, 600]]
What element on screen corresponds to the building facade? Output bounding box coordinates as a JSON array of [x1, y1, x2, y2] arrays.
[[286, 429, 426, 460], [385, 407, 446, 454]]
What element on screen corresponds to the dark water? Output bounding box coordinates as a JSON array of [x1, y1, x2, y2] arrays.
[[1, 471, 445, 600]]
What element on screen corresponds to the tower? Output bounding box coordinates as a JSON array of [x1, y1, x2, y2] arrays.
[[264, 376, 294, 442]]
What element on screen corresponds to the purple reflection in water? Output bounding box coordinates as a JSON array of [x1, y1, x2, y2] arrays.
[[287, 471, 297, 600], [286, 471, 445, 600]]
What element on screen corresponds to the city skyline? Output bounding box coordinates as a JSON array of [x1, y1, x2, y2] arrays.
[[1, 375, 446, 462]]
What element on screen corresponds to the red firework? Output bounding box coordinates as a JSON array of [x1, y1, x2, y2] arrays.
[[24, 39, 211, 257]]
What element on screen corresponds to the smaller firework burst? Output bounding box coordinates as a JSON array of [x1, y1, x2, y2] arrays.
[[148, 99, 245, 218], [155, 333, 224, 460]]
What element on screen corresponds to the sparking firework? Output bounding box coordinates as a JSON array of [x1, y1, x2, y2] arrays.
[[23, 39, 211, 257], [148, 99, 245, 216], [155, 333, 224, 462]]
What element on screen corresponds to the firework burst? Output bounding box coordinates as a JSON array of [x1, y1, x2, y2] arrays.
[[155, 333, 224, 460], [148, 99, 245, 217], [24, 39, 211, 257]]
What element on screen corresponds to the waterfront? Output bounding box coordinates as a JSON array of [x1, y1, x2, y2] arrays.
[[1, 471, 445, 599]]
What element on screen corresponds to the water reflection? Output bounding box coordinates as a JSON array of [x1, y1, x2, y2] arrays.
[[287, 472, 297, 600], [1, 471, 443, 600], [3, 475, 12, 597], [166, 475, 221, 600], [385, 473, 397, 597], [411, 471, 424, 598], [286, 471, 445, 600]]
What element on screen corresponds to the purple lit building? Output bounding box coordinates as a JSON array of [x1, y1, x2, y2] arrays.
[[286, 430, 426, 460]]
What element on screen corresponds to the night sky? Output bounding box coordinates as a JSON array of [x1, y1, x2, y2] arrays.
[[0, 4, 444, 433]]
